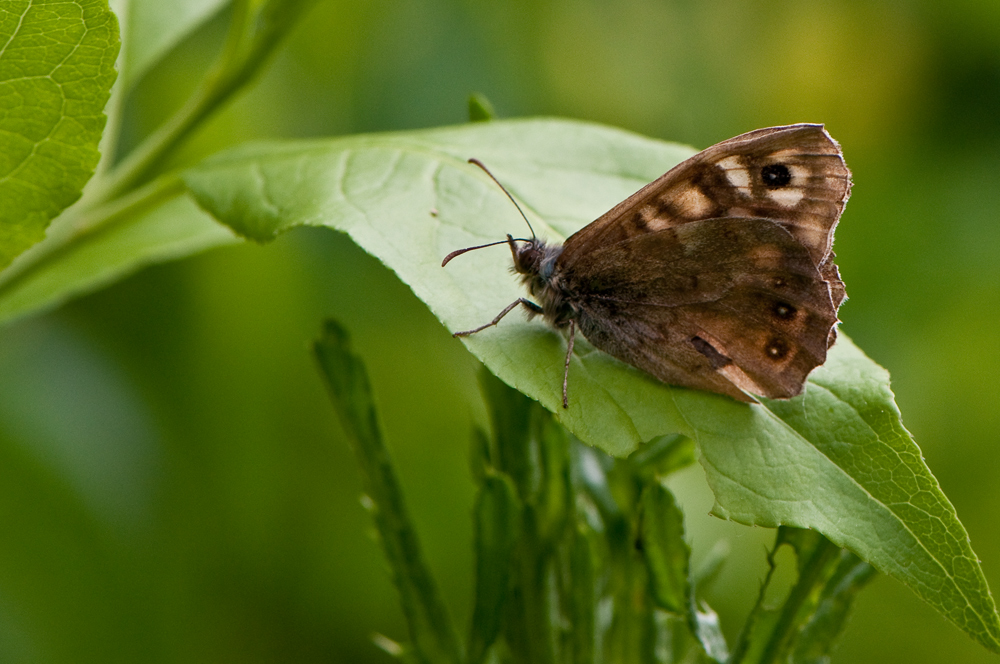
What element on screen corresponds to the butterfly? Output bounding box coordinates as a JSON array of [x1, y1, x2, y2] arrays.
[[443, 124, 851, 408]]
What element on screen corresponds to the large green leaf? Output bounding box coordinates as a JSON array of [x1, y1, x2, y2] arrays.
[[181, 117, 1000, 652], [0, 0, 120, 269]]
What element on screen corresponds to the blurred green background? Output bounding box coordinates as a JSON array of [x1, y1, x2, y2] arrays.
[[1, 1, 999, 661]]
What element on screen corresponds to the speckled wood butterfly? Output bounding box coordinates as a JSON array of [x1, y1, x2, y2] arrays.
[[443, 124, 851, 407]]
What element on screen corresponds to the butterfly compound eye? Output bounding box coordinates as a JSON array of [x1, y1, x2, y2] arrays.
[[761, 163, 791, 188]]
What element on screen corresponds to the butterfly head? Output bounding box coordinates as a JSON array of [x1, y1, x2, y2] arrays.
[[508, 234, 562, 292]]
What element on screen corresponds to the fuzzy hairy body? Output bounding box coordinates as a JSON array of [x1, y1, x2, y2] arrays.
[[511, 238, 574, 329], [450, 124, 850, 405]]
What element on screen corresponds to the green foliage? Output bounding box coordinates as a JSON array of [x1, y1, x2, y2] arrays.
[[314, 320, 463, 664], [468, 93, 496, 122], [314, 322, 876, 663], [0, 180, 237, 322], [731, 528, 876, 664], [0, 0, 318, 325], [0, 0, 997, 660], [120, 0, 228, 89], [180, 118, 1000, 652], [0, 0, 119, 269], [642, 482, 693, 616], [468, 472, 519, 664]]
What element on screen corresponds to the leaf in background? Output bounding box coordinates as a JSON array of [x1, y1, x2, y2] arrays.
[[467, 472, 520, 664], [182, 117, 1000, 651], [567, 523, 597, 664], [313, 319, 462, 664], [628, 434, 696, 480], [468, 93, 496, 122], [119, 0, 228, 88], [640, 481, 728, 663], [730, 528, 875, 664], [793, 551, 876, 663], [0, 0, 120, 269], [641, 482, 691, 616], [0, 189, 239, 325]]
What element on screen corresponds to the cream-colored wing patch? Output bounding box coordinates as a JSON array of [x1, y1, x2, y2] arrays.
[[671, 187, 715, 218], [767, 187, 805, 207], [717, 156, 751, 190]]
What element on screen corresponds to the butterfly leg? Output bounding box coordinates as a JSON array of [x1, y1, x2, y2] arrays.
[[562, 319, 576, 409], [453, 298, 543, 337]]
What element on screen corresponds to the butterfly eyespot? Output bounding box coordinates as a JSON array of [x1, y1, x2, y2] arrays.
[[772, 302, 797, 320], [765, 338, 790, 360], [773, 277, 788, 288], [761, 164, 791, 188]]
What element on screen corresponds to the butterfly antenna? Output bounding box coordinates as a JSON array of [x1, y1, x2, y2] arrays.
[[468, 158, 537, 240], [441, 239, 510, 266]]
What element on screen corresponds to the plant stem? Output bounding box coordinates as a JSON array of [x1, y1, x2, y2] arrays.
[[83, 2, 255, 206], [757, 535, 840, 664], [0, 174, 186, 296], [315, 321, 463, 664]]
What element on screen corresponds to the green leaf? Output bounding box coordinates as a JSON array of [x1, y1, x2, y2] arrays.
[[640, 482, 729, 663], [478, 367, 534, 498], [793, 550, 876, 663], [181, 118, 695, 454], [467, 472, 520, 664], [532, 408, 572, 545], [119, 0, 228, 88], [701, 343, 1000, 653], [182, 118, 1000, 651], [0, 183, 239, 326], [641, 482, 690, 616], [468, 426, 491, 486], [468, 93, 496, 122], [731, 528, 874, 664], [313, 320, 462, 664], [567, 523, 597, 664], [0, 0, 120, 269], [692, 540, 729, 594], [629, 434, 696, 479]]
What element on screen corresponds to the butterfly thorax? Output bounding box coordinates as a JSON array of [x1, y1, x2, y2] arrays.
[[510, 238, 576, 328]]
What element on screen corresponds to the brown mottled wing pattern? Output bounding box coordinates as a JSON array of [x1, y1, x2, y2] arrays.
[[555, 124, 851, 400], [559, 124, 850, 267]]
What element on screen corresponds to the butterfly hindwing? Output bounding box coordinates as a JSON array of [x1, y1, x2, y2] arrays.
[[564, 216, 839, 400]]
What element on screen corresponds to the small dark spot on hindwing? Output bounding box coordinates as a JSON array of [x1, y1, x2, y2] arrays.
[[761, 163, 791, 188]]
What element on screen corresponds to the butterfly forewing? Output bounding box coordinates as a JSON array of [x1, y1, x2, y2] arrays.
[[558, 124, 850, 269]]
